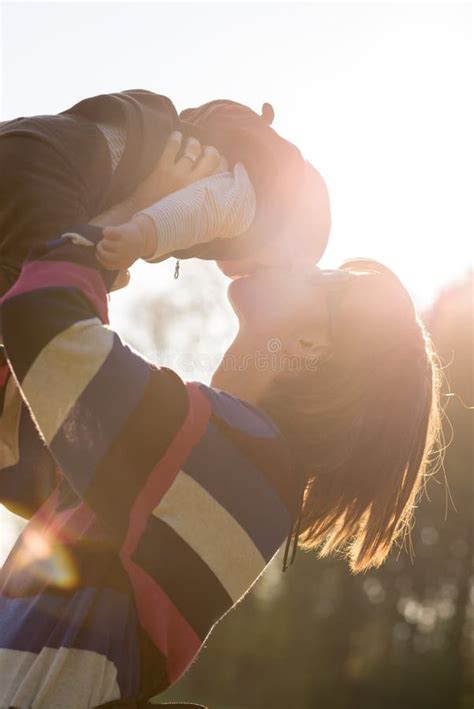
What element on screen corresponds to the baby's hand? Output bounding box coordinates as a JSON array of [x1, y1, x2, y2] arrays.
[[97, 215, 155, 270]]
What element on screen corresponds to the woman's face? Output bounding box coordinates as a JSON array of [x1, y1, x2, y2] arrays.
[[216, 223, 324, 280], [227, 264, 332, 343]]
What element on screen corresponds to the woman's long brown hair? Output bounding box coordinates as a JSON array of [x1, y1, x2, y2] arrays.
[[259, 259, 443, 573]]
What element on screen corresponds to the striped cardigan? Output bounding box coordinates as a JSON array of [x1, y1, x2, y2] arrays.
[[0, 225, 297, 707]]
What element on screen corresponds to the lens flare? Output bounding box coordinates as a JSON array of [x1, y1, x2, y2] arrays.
[[13, 528, 79, 590]]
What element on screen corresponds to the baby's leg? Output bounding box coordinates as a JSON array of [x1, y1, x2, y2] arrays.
[[0, 114, 111, 295]]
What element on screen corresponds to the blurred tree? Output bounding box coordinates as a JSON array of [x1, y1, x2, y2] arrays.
[[114, 260, 236, 384]]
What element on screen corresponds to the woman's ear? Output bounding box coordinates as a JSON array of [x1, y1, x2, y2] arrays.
[[285, 335, 333, 367]]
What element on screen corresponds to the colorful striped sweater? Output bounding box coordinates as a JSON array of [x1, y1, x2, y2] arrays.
[[0, 225, 296, 707]]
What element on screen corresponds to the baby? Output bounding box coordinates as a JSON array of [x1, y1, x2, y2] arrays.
[[1, 89, 331, 298], [0, 91, 332, 524], [0, 94, 256, 520], [0, 89, 257, 297]]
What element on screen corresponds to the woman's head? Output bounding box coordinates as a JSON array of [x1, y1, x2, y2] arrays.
[[218, 258, 442, 572]]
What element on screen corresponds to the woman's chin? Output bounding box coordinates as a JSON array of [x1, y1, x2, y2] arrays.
[[227, 272, 258, 321], [227, 272, 250, 299]]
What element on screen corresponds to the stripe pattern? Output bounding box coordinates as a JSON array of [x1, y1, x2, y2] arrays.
[[0, 227, 295, 703], [0, 647, 121, 709], [0, 357, 57, 518], [140, 162, 257, 260]]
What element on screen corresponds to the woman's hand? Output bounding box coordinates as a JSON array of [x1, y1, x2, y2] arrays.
[[129, 131, 228, 212]]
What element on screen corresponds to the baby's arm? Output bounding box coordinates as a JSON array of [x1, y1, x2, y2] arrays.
[[140, 162, 256, 262], [96, 213, 156, 269], [97, 137, 256, 270], [97, 131, 223, 269]]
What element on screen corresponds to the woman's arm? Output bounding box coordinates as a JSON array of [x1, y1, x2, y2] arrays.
[[89, 194, 138, 228], [0, 356, 57, 518], [89, 131, 212, 228], [0, 224, 193, 544]]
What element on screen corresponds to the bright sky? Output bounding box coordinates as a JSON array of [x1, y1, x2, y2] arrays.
[[0, 2, 472, 559]]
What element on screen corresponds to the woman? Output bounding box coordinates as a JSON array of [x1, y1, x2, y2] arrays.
[[1, 87, 333, 520], [0, 162, 440, 706]]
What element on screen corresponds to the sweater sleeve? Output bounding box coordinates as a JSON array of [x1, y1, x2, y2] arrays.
[[137, 162, 257, 261], [0, 225, 190, 543], [0, 355, 57, 518]]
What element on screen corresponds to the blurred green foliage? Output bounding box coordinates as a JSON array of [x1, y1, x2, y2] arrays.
[[155, 272, 473, 709]]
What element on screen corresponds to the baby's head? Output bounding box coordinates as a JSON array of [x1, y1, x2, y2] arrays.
[[179, 99, 331, 272], [219, 159, 331, 279]]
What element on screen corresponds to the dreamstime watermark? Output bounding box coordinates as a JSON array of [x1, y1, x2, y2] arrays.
[[150, 338, 320, 375]]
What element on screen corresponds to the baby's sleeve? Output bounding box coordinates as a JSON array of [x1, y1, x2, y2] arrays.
[[137, 163, 257, 262]]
